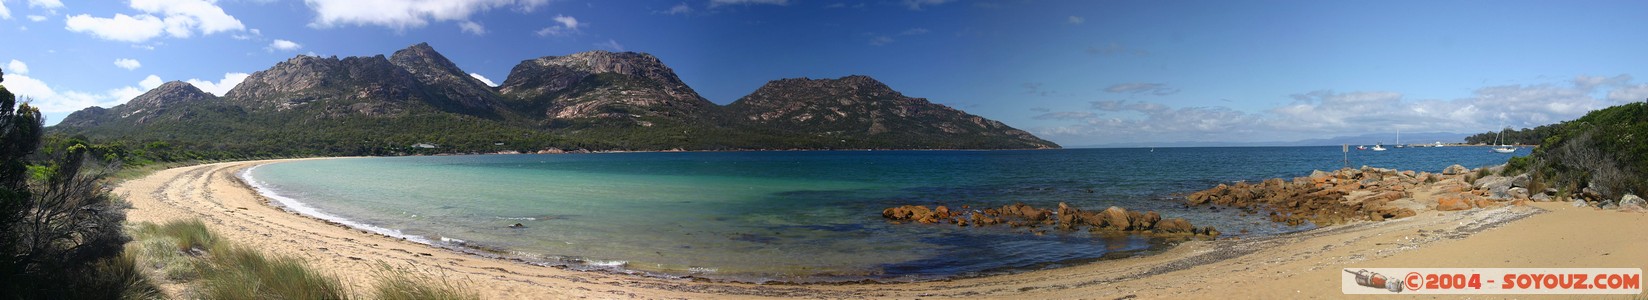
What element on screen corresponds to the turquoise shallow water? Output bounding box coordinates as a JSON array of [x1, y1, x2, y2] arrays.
[[244, 146, 1526, 282]]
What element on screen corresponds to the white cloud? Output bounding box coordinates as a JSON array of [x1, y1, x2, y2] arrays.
[[268, 39, 302, 51], [709, 0, 789, 8], [27, 0, 63, 9], [468, 73, 496, 87], [185, 72, 248, 96], [64, 0, 246, 43], [305, 0, 546, 31], [1608, 84, 1648, 103], [65, 14, 168, 43], [457, 20, 484, 35], [535, 14, 580, 37], [1067, 16, 1084, 24], [139, 75, 164, 90], [109, 74, 169, 102], [1035, 74, 1647, 145], [114, 58, 143, 70], [595, 39, 624, 51], [664, 3, 692, 15], [27, 15, 45, 22], [900, 0, 952, 10], [7, 59, 28, 75], [1, 72, 160, 113], [0, 2, 10, 20]]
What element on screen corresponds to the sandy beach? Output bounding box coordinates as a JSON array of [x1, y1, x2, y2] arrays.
[[116, 159, 1648, 299]]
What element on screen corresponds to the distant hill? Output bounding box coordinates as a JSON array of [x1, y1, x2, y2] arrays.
[[53, 43, 1056, 157]]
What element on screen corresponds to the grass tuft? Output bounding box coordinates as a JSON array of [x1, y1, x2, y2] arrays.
[[371, 263, 482, 300], [198, 243, 353, 300]]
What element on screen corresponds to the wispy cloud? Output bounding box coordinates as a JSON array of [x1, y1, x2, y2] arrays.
[[595, 39, 625, 51], [114, 58, 142, 70], [458, 20, 485, 35], [901, 0, 953, 10], [267, 39, 302, 52], [663, 3, 692, 15], [1067, 16, 1084, 24], [709, 0, 789, 8], [1084, 42, 1148, 57], [1104, 82, 1180, 96], [535, 15, 581, 37]]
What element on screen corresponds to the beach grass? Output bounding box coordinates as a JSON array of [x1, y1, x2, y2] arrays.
[[370, 263, 482, 300], [128, 219, 479, 299], [198, 243, 353, 300]]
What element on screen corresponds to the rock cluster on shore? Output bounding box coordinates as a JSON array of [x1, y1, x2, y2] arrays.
[[881, 203, 1219, 237], [1184, 165, 1542, 227]]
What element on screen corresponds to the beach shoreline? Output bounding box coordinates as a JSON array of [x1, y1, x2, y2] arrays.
[[117, 159, 1647, 299]]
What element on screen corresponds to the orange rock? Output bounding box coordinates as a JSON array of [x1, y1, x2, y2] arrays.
[[1436, 197, 1472, 211]]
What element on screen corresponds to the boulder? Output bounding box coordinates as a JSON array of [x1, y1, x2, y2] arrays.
[[1572, 199, 1590, 208], [1508, 187, 1530, 200], [1436, 197, 1473, 211], [1443, 164, 1469, 175], [1134, 211, 1162, 230], [1101, 206, 1131, 229], [1531, 193, 1552, 201], [882, 205, 934, 220], [1155, 218, 1193, 233], [1056, 202, 1079, 229], [1510, 174, 1531, 188], [1619, 194, 1646, 210], [1473, 175, 1511, 190]]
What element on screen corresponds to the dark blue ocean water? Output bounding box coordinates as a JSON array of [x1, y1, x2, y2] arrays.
[[246, 146, 1525, 282]]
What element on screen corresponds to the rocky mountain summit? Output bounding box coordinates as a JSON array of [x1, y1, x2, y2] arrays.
[[727, 75, 1057, 149], [390, 42, 505, 115], [55, 43, 1058, 154], [500, 50, 713, 125], [60, 81, 217, 127]]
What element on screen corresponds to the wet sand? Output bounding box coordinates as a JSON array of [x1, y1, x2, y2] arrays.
[[116, 159, 1646, 299]]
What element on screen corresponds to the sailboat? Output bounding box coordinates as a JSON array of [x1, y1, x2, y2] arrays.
[[1492, 127, 1516, 153], [1394, 130, 1406, 148]]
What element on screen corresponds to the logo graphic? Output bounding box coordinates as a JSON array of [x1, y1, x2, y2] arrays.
[[1343, 268, 1643, 295], [1344, 269, 1404, 293]]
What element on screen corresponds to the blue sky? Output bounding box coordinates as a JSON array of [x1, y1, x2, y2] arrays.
[[2, 0, 1646, 146]]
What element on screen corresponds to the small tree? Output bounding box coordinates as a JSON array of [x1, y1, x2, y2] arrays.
[[1, 65, 136, 297]]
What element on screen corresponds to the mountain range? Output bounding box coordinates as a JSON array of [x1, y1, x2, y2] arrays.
[[52, 43, 1056, 156]]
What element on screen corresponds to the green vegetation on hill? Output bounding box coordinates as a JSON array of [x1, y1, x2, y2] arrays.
[[1464, 123, 1564, 145], [1505, 101, 1648, 200]]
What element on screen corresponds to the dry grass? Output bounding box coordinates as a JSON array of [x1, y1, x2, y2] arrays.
[[129, 219, 478, 299]]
